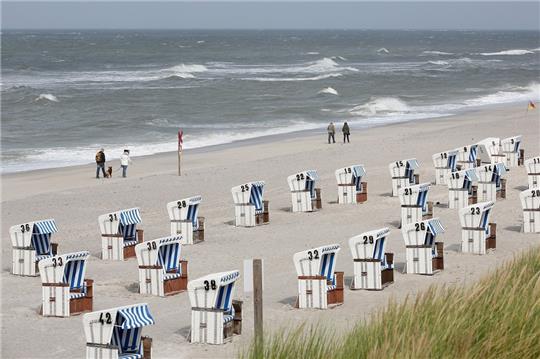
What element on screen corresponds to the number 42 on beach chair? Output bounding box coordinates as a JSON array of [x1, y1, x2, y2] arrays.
[[167, 195, 205, 244], [98, 208, 144, 261]]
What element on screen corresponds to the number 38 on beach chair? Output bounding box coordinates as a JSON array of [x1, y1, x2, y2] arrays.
[[231, 181, 269, 227], [293, 244, 344, 309], [525, 156, 540, 189], [446, 169, 479, 209], [135, 236, 188, 297], [9, 218, 59, 276], [39, 251, 93, 317], [460, 201, 496, 255], [432, 149, 458, 185], [335, 165, 367, 204], [401, 219, 445, 275], [389, 158, 420, 197], [188, 271, 243, 344], [501, 135, 523, 168], [477, 138, 505, 165], [166, 195, 204, 244], [83, 303, 154, 359], [476, 163, 507, 203], [287, 170, 322, 212], [520, 188, 540, 233], [349, 228, 394, 290], [99, 208, 143, 261], [399, 183, 433, 227]]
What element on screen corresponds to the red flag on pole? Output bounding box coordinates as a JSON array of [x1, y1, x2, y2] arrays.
[[178, 129, 183, 152]]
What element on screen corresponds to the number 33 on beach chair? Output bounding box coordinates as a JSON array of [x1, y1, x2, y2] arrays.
[[287, 170, 322, 212], [389, 158, 420, 197], [335, 165, 367, 204], [401, 219, 445, 275], [99, 208, 143, 260], [167, 195, 205, 244], [460, 201, 496, 255], [520, 188, 540, 233], [231, 181, 269, 227]]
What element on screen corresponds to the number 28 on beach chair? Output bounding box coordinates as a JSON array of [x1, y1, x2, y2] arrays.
[[10, 219, 59, 276], [389, 158, 420, 197], [293, 244, 343, 309], [39, 251, 93, 317], [525, 156, 540, 189], [401, 219, 445, 275], [501, 135, 523, 168], [432, 149, 458, 185], [99, 208, 143, 261], [520, 188, 540, 233], [477, 138, 505, 165], [231, 181, 269, 227], [188, 271, 243, 344], [287, 170, 322, 212], [335, 165, 367, 204], [135, 236, 188, 297], [399, 183, 433, 227], [447, 169, 479, 209], [83, 303, 154, 359], [166, 195, 204, 244], [476, 163, 507, 203], [460, 201, 496, 255], [456, 144, 479, 170]]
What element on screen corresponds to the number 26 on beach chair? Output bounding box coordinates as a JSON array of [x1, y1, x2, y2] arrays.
[[39, 251, 93, 317], [389, 158, 420, 197], [83, 303, 154, 359], [520, 188, 540, 233], [9, 218, 59, 276], [293, 244, 343, 309], [460, 201, 496, 255], [335, 165, 367, 204], [188, 271, 243, 344], [399, 183, 433, 227], [446, 169, 479, 209], [287, 170, 322, 212], [166, 195, 204, 244], [501, 135, 523, 168], [432, 149, 458, 185], [476, 163, 507, 203], [99, 208, 143, 261], [135, 235, 188, 297], [231, 181, 269, 227], [477, 138, 505, 165], [525, 156, 540, 189], [401, 219, 445, 275]]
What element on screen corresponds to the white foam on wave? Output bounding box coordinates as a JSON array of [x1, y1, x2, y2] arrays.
[[427, 60, 450, 66], [422, 50, 454, 55], [318, 87, 339, 96], [35, 93, 59, 102], [350, 97, 410, 116], [244, 73, 342, 82], [377, 48, 390, 54], [477, 49, 534, 56]]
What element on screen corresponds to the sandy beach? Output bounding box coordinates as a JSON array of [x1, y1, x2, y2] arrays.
[[1, 104, 539, 358]]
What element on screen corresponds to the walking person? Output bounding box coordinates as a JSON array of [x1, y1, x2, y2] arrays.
[[120, 149, 132, 178], [95, 148, 106, 178], [342, 121, 350, 143], [327, 122, 336, 144]]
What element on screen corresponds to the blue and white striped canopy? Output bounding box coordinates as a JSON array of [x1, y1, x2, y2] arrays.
[[469, 145, 478, 162], [34, 219, 58, 234], [306, 170, 319, 181], [406, 159, 420, 170], [118, 304, 155, 330], [352, 165, 366, 178], [427, 219, 445, 236], [158, 242, 180, 272], [249, 183, 264, 212], [186, 203, 200, 228], [120, 209, 142, 226], [63, 252, 89, 289]]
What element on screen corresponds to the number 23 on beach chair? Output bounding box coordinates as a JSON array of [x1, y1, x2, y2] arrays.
[[525, 156, 540, 189], [188, 271, 243, 344], [432, 149, 458, 185], [401, 219, 445, 275], [287, 170, 322, 212], [99, 208, 143, 261], [231, 181, 269, 227], [460, 201, 496, 255], [446, 169, 479, 209], [398, 183, 433, 227], [10, 218, 59, 276], [476, 163, 507, 203], [335, 165, 367, 204], [501, 135, 523, 168], [166, 195, 204, 244], [83, 303, 154, 359], [520, 188, 540, 233], [389, 158, 420, 197]]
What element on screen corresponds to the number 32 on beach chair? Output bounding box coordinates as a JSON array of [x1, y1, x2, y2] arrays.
[[98, 208, 144, 261]]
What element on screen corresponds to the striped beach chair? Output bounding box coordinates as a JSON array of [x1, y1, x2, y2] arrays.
[[401, 218, 445, 275], [432, 149, 458, 185], [456, 144, 479, 170], [476, 163, 507, 203], [349, 228, 394, 290], [460, 201, 496, 255], [83, 303, 154, 359], [135, 236, 188, 297], [477, 137, 506, 165], [398, 183, 433, 227], [525, 156, 540, 189], [231, 181, 269, 227], [39, 251, 93, 317], [287, 170, 322, 212], [98, 208, 143, 261], [335, 165, 367, 204], [9, 219, 59, 276], [447, 169, 479, 209], [389, 158, 420, 197], [293, 244, 343, 309], [188, 270, 242, 344], [520, 187, 540, 233], [501, 135, 523, 168], [167, 195, 204, 245]]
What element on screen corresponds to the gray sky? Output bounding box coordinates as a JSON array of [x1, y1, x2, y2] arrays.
[[2, 1, 539, 30]]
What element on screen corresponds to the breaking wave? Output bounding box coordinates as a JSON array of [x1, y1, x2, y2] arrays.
[[35, 93, 59, 102], [477, 49, 534, 56]]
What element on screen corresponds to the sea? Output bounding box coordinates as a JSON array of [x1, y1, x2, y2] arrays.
[[1, 30, 539, 173]]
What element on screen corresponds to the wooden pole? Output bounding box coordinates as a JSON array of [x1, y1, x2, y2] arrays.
[[178, 149, 182, 176], [253, 259, 263, 348]]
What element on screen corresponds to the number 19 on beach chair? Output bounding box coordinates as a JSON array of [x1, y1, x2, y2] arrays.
[[447, 169, 479, 209], [525, 156, 540, 189], [167, 195, 204, 244], [293, 244, 343, 309], [501, 135, 523, 168], [460, 201, 496, 255], [10, 219, 59, 276], [135, 236, 188, 297], [432, 149, 458, 185], [456, 144, 478, 170], [335, 165, 367, 204], [188, 271, 243, 344], [231, 181, 269, 227], [476, 163, 507, 203], [39, 251, 93, 317], [99, 208, 143, 261], [401, 219, 445, 275], [389, 158, 420, 197], [83, 303, 155, 359], [520, 188, 540, 233], [288, 170, 322, 212], [477, 138, 505, 165], [399, 183, 433, 227]]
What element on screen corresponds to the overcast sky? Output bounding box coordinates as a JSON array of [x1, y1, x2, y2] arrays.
[[2, 1, 539, 30]]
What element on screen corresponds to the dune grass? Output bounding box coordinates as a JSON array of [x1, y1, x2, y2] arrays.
[[242, 247, 540, 359]]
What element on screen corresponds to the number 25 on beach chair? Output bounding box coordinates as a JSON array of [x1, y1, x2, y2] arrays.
[[476, 163, 507, 203], [432, 149, 458, 185], [401, 219, 445, 275], [399, 183, 433, 227], [389, 158, 420, 197], [446, 169, 479, 209], [99, 208, 143, 261], [83, 303, 154, 359], [335, 165, 367, 204], [520, 188, 540, 233], [287, 170, 322, 212], [231, 181, 269, 227], [501, 135, 523, 168], [525, 156, 540, 189], [477, 138, 505, 165], [188, 271, 243, 344], [39, 251, 93, 317], [166, 195, 204, 244], [293, 244, 343, 309], [460, 201, 496, 255], [10, 218, 59, 276]]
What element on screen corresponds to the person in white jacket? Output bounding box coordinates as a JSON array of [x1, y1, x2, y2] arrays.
[[120, 149, 132, 178]]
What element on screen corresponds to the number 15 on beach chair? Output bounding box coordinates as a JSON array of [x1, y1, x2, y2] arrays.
[[166, 195, 205, 244], [335, 165, 367, 204], [99, 208, 143, 261], [525, 156, 540, 189], [389, 158, 420, 197], [520, 188, 540, 233], [401, 219, 445, 275], [432, 149, 458, 185], [399, 183, 433, 227], [460, 201, 496, 255], [501, 135, 523, 168], [287, 170, 322, 212], [446, 169, 479, 209], [10, 218, 59, 276], [476, 163, 507, 203], [231, 181, 269, 227]]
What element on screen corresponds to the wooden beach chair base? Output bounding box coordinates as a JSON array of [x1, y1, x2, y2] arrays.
[[123, 229, 144, 259], [70, 279, 94, 315], [486, 223, 496, 250], [518, 149, 525, 166], [351, 253, 394, 291], [496, 179, 507, 200], [357, 182, 368, 203], [164, 261, 189, 296], [313, 189, 322, 210]]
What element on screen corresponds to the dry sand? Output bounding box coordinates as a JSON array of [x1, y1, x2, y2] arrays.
[[1, 105, 539, 358]]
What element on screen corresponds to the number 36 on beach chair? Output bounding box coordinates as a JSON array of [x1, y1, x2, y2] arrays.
[[166, 195, 205, 245], [98, 208, 144, 261]]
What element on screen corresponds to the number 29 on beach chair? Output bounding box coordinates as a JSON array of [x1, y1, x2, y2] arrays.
[[166, 195, 204, 244], [432, 149, 458, 185], [460, 201, 496, 255], [525, 156, 540, 189], [520, 188, 540, 233], [446, 169, 479, 209], [98, 208, 143, 261], [335, 165, 367, 204], [231, 181, 269, 227], [501, 135, 523, 168], [399, 183, 433, 227], [287, 170, 322, 212], [401, 219, 445, 275], [389, 158, 420, 197]]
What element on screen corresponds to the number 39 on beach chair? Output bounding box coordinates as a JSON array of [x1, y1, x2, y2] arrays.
[[401, 219, 445, 275], [293, 244, 343, 309], [432, 149, 458, 185], [287, 170, 322, 212], [477, 138, 505, 165], [335, 165, 367, 204], [10, 219, 59, 276], [389, 158, 420, 197], [188, 271, 243, 344], [83, 303, 154, 359], [460, 201, 496, 255], [39, 251, 93, 317], [525, 156, 540, 189], [99, 208, 143, 261], [349, 228, 394, 290], [520, 188, 540, 233], [167, 195, 205, 244], [476, 163, 507, 203], [501, 135, 523, 168], [231, 181, 269, 227], [399, 183, 433, 227], [135, 235, 188, 297], [447, 169, 479, 209]]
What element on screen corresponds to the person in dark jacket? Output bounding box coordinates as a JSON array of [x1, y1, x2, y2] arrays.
[[327, 122, 336, 144], [95, 148, 106, 178], [342, 122, 350, 143]]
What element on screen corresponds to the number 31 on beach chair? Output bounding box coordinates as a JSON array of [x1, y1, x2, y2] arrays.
[[98, 208, 144, 261]]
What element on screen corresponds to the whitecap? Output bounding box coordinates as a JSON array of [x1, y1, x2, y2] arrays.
[[427, 60, 450, 66], [35, 93, 59, 102], [477, 49, 534, 56], [377, 48, 390, 54], [318, 87, 339, 96], [241, 73, 342, 82], [422, 50, 454, 55], [350, 97, 410, 116]]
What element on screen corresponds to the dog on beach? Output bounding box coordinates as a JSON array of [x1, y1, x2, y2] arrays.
[[105, 166, 113, 178]]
